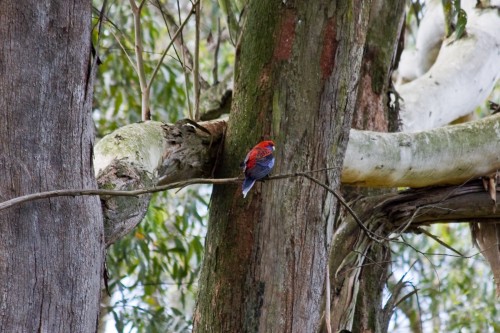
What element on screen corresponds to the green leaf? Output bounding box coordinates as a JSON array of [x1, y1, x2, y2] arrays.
[[455, 8, 467, 40]]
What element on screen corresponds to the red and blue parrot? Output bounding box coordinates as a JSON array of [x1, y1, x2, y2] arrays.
[[241, 140, 275, 198]]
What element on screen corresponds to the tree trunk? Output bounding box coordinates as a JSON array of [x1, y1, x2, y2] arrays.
[[0, 1, 104, 332], [194, 1, 371, 332], [331, 2, 405, 332]]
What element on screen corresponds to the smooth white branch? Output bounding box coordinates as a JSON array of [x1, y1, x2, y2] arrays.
[[397, 4, 500, 132], [343, 114, 500, 187]]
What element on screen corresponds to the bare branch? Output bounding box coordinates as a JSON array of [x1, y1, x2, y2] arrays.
[[177, 0, 193, 119], [300, 173, 385, 243], [92, 6, 137, 73], [153, 0, 194, 69], [193, 0, 201, 121], [415, 227, 464, 257], [1, 167, 332, 212], [148, 1, 198, 92], [0, 177, 239, 212], [212, 18, 221, 84], [112, 31, 138, 73], [129, 0, 150, 120]]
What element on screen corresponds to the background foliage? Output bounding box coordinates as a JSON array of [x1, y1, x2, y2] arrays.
[[92, 1, 232, 331], [91, 1, 499, 332], [389, 224, 500, 333]]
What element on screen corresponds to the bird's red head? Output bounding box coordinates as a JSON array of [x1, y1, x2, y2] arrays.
[[255, 140, 275, 150]]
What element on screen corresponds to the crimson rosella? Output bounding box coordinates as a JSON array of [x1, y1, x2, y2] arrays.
[[241, 140, 275, 198]]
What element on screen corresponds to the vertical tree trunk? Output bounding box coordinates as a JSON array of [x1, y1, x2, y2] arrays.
[[0, 1, 104, 332], [194, 1, 371, 332], [331, 1, 405, 332]]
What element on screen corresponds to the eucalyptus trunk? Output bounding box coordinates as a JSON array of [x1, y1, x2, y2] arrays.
[[0, 1, 104, 332], [331, 1, 405, 332], [194, 1, 371, 332]]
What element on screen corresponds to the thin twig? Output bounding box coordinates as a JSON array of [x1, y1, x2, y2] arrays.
[[92, 0, 107, 60], [397, 236, 442, 293], [212, 17, 221, 84], [325, 266, 332, 333], [129, 0, 150, 120], [415, 227, 464, 257], [153, 0, 194, 119], [193, 0, 201, 121], [148, 1, 198, 89], [0, 177, 240, 212], [177, 0, 193, 119], [339, 259, 394, 277], [387, 205, 455, 242], [92, 6, 137, 72], [154, 0, 186, 70], [391, 239, 489, 259], [86, 0, 107, 99], [109, 28, 137, 74], [0, 168, 331, 212], [298, 173, 386, 243]]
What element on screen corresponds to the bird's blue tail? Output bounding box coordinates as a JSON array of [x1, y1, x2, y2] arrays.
[[242, 178, 256, 198]]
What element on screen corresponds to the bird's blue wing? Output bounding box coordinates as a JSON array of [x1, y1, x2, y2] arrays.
[[245, 154, 275, 179]]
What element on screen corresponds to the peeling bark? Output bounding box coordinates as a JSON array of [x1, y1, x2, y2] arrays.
[[470, 220, 500, 297], [362, 180, 500, 227], [329, 180, 500, 330]]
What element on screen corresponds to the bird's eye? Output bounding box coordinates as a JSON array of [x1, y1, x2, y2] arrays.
[[271, 145, 275, 151]]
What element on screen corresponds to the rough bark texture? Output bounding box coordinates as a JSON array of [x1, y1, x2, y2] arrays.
[[351, 0, 404, 133], [98, 160, 154, 246], [378, 180, 500, 225], [0, 1, 104, 332], [194, 1, 370, 332], [330, 2, 405, 332]]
